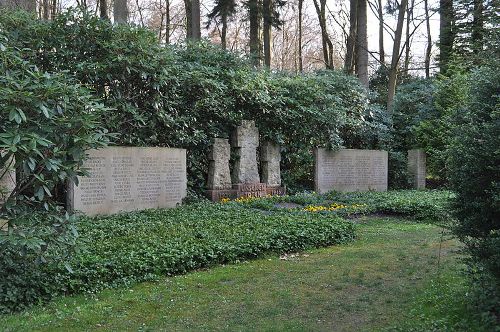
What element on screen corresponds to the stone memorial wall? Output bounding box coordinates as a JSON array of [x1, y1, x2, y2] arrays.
[[68, 147, 187, 216], [408, 149, 426, 189], [315, 148, 388, 193], [0, 156, 16, 205]]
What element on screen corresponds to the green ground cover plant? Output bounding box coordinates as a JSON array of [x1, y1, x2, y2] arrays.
[[1, 218, 483, 331], [225, 190, 454, 222], [0, 202, 354, 313]]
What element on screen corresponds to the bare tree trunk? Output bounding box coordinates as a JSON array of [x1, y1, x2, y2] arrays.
[[249, 0, 261, 66], [184, 0, 193, 39], [424, 0, 431, 77], [190, 0, 201, 40], [356, 0, 369, 87], [51, 0, 57, 17], [42, 0, 50, 19], [99, 0, 108, 19], [113, 0, 129, 23], [387, 0, 408, 114], [378, 0, 385, 64], [298, 0, 303, 72], [404, 0, 414, 73], [221, 13, 228, 49], [345, 0, 358, 74], [165, 0, 170, 44], [263, 0, 272, 67], [313, 0, 334, 69], [159, 12, 164, 42]]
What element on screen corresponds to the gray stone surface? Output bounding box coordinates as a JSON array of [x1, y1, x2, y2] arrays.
[[207, 138, 232, 190], [231, 120, 260, 184], [0, 156, 16, 205], [68, 147, 187, 216], [315, 148, 388, 193], [408, 149, 426, 189], [261, 141, 281, 187]]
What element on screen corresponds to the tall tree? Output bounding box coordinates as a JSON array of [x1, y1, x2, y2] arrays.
[[378, 0, 385, 64], [313, 0, 334, 69], [387, 0, 408, 114], [424, 0, 432, 77], [99, 0, 109, 19], [356, 0, 369, 87], [345, 0, 358, 73], [114, 0, 129, 23], [165, 0, 171, 44], [42, 0, 50, 19], [439, 0, 454, 72], [247, 0, 261, 66], [403, 0, 415, 72], [297, 0, 304, 72], [263, 0, 272, 67], [207, 0, 237, 49], [184, 0, 192, 38], [191, 0, 201, 39], [471, 0, 483, 53]]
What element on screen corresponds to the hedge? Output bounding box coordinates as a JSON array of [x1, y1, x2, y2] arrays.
[[0, 203, 355, 313]]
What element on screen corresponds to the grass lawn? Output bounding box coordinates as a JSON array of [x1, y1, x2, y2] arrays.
[[0, 217, 474, 331]]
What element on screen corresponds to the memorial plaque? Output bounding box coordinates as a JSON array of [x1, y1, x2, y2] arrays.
[[207, 138, 232, 190], [231, 120, 260, 184], [68, 147, 187, 216], [0, 156, 16, 205], [233, 183, 267, 198], [408, 149, 426, 189], [315, 148, 388, 193]]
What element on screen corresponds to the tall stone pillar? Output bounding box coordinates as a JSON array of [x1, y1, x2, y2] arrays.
[[207, 138, 232, 190], [261, 141, 286, 195], [206, 138, 236, 201], [231, 120, 260, 184], [408, 149, 426, 189], [231, 120, 266, 197]]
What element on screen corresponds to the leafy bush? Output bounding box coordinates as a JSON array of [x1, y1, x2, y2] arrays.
[[448, 62, 499, 323], [0, 19, 110, 313], [0, 9, 389, 193], [0, 203, 355, 313]]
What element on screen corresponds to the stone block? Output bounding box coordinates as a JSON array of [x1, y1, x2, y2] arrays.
[[68, 147, 187, 216], [231, 120, 260, 184], [315, 148, 388, 193], [408, 149, 426, 189], [207, 138, 232, 190], [261, 141, 281, 187]]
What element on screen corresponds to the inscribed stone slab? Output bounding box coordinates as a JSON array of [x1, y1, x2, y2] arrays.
[[261, 141, 281, 187], [207, 138, 232, 190], [314, 148, 388, 193], [408, 149, 426, 189], [231, 120, 260, 184], [0, 156, 16, 205], [68, 147, 187, 216]]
